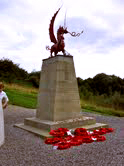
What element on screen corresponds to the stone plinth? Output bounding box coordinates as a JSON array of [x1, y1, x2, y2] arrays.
[[36, 55, 81, 121], [0, 100, 4, 147], [15, 55, 108, 138]]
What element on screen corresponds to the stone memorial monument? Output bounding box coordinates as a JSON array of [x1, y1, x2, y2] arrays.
[[15, 8, 108, 137], [0, 100, 4, 147]]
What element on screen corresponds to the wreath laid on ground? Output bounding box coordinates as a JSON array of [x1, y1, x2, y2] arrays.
[[45, 127, 114, 150]]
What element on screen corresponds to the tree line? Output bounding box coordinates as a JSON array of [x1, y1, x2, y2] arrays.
[[0, 58, 40, 87], [77, 73, 124, 110], [1, 58, 124, 109], [77, 73, 124, 97], [1, 58, 124, 94]]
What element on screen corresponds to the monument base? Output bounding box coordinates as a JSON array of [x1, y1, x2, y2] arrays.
[[14, 55, 108, 138], [14, 116, 108, 138]]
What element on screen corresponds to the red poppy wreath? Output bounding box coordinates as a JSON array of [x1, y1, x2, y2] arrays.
[[44, 127, 114, 150]]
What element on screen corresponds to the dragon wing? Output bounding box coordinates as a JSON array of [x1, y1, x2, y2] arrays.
[[49, 8, 61, 44]]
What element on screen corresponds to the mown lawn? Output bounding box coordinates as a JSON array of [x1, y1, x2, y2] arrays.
[[5, 83, 38, 109]]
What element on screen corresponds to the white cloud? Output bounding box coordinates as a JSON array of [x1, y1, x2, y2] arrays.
[[0, 0, 124, 79]]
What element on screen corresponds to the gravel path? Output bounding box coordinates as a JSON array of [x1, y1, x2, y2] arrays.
[[0, 105, 124, 166]]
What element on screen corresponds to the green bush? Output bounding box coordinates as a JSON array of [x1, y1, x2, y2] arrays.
[[0, 58, 28, 83], [28, 76, 39, 88]]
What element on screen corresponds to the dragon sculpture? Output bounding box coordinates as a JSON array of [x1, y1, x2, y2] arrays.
[[46, 8, 83, 57]]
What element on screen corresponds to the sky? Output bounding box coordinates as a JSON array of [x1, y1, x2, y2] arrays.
[[0, 0, 124, 79]]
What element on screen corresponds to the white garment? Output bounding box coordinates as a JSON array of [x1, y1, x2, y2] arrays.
[[0, 100, 4, 146], [0, 91, 9, 102]]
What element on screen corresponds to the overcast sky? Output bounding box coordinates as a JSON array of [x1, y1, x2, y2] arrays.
[[0, 0, 124, 79]]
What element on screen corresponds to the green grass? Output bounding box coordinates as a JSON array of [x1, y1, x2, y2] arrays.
[[81, 100, 124, 117], [5, 83, 38, 109], [6, 89, 37, 109], [3, 82, 124, 117]]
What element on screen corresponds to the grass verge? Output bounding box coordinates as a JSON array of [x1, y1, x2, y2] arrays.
[[81, 100, 124, 117], [5, 83, 38, 109]]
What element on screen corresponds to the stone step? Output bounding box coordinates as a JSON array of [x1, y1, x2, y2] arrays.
[[24, 116, 96, 131], [14, 122, 109, 139]]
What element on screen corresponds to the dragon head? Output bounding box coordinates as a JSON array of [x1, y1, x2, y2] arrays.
[[58, 26, 68, 34]]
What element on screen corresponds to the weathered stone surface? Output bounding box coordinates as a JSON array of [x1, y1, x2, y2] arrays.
[[24, 116, 96, 130], [36, 55, 81, 121], [0, 100, 4, 147]]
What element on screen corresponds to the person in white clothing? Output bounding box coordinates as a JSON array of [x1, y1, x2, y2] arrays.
[[0, 82, 9, 109]]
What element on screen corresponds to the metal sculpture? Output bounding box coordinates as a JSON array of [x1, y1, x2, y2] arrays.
[[46, 8, 83, 57]]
